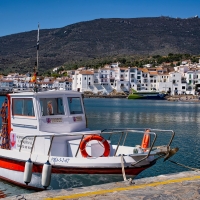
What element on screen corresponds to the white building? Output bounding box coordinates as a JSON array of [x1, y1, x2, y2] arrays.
[[65, 79, 72, 90], [0, 80, 13, 91], [114, 67, 130, 92], [158, 71, 186, 95], [184, 69, 200, 94], [129, 67, 138, 91], [72, 70, 94, 92]]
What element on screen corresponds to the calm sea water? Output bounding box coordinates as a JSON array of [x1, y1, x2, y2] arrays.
[[0, 96, 200, 197]]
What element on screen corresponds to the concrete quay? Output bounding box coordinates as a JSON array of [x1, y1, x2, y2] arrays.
[[167, 94, 200, 102], [4, 170, 200, 200]]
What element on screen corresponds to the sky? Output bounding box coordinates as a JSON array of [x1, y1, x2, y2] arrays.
[[0, 0, 200, 37]]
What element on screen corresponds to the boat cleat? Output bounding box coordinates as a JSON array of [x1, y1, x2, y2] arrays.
[[153, 146, 179, 161], [154, 145, 171, 155]]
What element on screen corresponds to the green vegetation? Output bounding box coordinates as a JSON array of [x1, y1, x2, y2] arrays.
[[61, 53, 200, 72], [1, 53, 199, 76], [39, 53, 200, 77]]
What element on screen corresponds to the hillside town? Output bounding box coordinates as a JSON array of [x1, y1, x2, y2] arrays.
[[1, 60, 200, 96]]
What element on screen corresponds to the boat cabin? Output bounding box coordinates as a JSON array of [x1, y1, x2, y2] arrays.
[[9, 91, 87, 134], [4, 91, 95, 157]]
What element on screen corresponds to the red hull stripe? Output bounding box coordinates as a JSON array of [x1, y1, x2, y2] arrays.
[[0, 157, 155, 175], [0, 174, 43, 191]]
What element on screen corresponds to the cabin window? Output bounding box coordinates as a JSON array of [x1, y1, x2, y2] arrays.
[[67, 97, 83, 114], [12, 98, 35, 116], [40, 98, 64, 116]]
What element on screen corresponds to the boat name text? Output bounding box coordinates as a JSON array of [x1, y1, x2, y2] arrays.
[[51, 157, 70, 163]]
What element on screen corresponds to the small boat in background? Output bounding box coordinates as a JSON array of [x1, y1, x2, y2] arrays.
[[128, 91, 167, 100]]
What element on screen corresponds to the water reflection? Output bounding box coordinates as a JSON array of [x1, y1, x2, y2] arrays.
[[84, 98, 200, 179], [86, 100, 200, 131]]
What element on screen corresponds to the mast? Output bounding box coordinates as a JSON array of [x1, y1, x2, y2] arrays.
[[36, 23, 39, 72], [31, 24, 39, 91]]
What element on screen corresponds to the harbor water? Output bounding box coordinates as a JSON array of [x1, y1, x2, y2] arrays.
[[0, 97, 200, 197]]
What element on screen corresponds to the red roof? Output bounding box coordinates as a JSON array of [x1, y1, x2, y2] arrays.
[[79, 71, 94, 75]]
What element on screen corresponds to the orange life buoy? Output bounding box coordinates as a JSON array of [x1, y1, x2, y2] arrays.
[[141, 129, 150, 150], [79, 135, 110, 158]]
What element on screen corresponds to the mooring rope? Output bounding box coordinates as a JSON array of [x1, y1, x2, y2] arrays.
[[168, 159, 200, 172], [121, 155, 127, 181], [0, 99, 10, 149]]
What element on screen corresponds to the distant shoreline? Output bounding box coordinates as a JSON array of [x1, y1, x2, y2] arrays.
[[167, 94, 200, 102], [83, 95, 128, 98], [1, 92, 199, 102]]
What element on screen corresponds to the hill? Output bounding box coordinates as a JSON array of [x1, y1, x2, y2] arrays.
[[0, 16, 200, 74]]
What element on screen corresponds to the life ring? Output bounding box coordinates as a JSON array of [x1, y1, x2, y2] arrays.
[[141, 129, 150, 150], [80, 135, 110, 158]]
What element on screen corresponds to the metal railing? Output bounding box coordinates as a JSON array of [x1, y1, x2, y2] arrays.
[[101, 128, 175, 166], [19, 128, 175, 166]]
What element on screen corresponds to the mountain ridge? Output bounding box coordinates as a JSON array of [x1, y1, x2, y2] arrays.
[[0, 17, 200, 74]]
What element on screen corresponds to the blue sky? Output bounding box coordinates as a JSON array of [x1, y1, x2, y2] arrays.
[[0, 0, 200, 37]]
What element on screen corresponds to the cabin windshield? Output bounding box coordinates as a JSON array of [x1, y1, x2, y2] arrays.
[[67, 97, 83, 114], [40, 98, 64, 116], [12, 98, 35, 116]]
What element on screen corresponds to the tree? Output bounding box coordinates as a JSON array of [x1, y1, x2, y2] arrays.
[[118, 58, 126, 64], [62, 72, 68, 76], [52, 73, 60, 78]]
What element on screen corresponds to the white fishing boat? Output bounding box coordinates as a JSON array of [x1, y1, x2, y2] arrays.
[[0, 90, 178, 190]]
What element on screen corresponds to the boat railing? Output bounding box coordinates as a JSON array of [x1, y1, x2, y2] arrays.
[[101, 128, 175, 166], [101, 128, 175, 148], [19, 128, 175, 166]]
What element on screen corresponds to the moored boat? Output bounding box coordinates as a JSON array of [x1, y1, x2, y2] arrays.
[[0, 90, 177, 189], [128, 91, 167, 100]]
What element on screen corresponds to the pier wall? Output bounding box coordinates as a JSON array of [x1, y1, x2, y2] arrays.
[[5, 171, 200, 200]]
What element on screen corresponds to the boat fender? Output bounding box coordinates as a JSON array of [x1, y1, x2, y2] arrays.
[[41, 160, 52, 189], [23, 158, 33, 185], [141, 129, 150, 150], [80, 135, 110, 158]]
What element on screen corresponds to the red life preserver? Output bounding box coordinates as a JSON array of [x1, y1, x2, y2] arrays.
[[80, 135, 110, 158], [141, 129, 150, 150]]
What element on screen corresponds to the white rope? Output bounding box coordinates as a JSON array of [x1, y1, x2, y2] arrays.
[[121, 155, 127, 181]]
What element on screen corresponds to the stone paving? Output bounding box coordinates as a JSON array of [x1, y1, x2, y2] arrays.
[[3, 171, 200, 200]]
